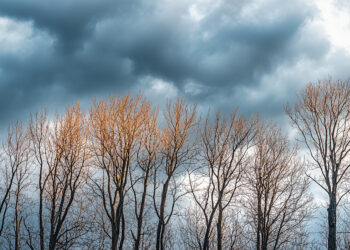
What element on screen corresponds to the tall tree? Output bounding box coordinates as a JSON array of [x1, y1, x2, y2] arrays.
[[28, 112, 50, 250], [130, 109, 160, 250], [246, 122, 311, 250], [0, 123, 30, 248], [12, 126, 31, 250], [187, 110, 257, 250], [89, 94, 151, 250], [154, 97, 197, 250], [29, 103, 90, 250], [286, 79, 350, 250]]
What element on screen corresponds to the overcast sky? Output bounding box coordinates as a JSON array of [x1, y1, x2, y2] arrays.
[[0, 0, 350, 131]]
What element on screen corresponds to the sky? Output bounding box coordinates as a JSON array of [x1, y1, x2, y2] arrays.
[[0, 0, 350, 131], [1, 0, 350, 242]]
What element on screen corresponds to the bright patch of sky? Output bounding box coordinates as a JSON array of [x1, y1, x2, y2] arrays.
[[0, 17, 53, 56], [314, 0, 350, 53]]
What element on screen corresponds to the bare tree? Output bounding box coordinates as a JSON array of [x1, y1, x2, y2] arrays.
[[286, 79, 350, 250], [89, 94, 151, 250], [130, 109, 160, 250], [12, 127, 31, 250], [0, 123, 30, 248], [154, 97, 197, 250], [187, 110, 257, 250], [28, 111, 50, 250], [246, 121, 311, 250], [29, 103, 90, 250]]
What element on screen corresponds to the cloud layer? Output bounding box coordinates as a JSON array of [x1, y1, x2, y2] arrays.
[[0, 0, 349, 130]]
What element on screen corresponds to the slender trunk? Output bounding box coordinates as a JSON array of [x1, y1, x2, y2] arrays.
[[203, 220, 212, 250], [134, 219, 143, 250], [49, 217, 56, 249], [119, 210, 125, 250], [261, 226, 268, 250], [116, 209, 122, 248], [118, 158, 129, 250], [114, 202, 122, 250], [134, 170, 150, 250], [49, 188, 57, 249], [39, 168, 45, 250], [217, 203, 223, 250], [203, 194, 223, 250], [262, 186, 269, 250], [257, 194, 262, 250], [156, 216, 162, 249], [111, 165, 128, 249], [328, 191, 337, 250], [111, 222, 118, 250], [111, 189, 125, 250], [156, 178, 170, 250], [48, 166, 59, 250], [261, 221, 268, 250], [160, 222, 165, 250], [15, 190, 20, 250], [262, 237, 268, 250]]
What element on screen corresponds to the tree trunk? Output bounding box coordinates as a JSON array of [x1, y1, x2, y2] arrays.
[[217, 203, 223, 250], [119, 210, 125, 250], [15, 191, 20, 250], [203, 193, 223, 250], [111, 222, 118, 250], [156, 178, 170, 250], [49, 215, 57, 250], [134, 217, 143, 250], [328, 191, 337, 250], [114, 194, 124, 250], [261, 225, 268, 250], [262, 228, 268, 250], [203, 217, 213, 250], [134, 170, 150, 250], [257, 194, 262, 250], [39, 176, 45, 250]]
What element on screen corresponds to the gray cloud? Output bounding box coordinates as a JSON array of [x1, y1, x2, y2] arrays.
[[0, 0, 340, 131]]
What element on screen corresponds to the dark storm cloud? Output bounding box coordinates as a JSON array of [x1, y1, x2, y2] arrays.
[[0, 0, 332, 130], [0, 0, 122, 51]]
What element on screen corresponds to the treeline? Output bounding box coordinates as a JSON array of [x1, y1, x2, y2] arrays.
[[0, 79, 350, 249]]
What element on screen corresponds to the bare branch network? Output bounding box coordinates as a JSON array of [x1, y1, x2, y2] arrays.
[[1, 79, 350, 249]]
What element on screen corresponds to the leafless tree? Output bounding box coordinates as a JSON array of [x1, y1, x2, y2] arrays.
[[12, 129, 31, 250], [286, 79, 350, 250], [187, 110, 257, 250], [29, 103, 90, 250], [245, 121, 311, 250], [0, 123, 30, 249], [153, 97, 197, 250], [89, 94, 151, 250], [129, 108, 160, 250], [28, 111, 50, 250], [0, 89, 340, 249]]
